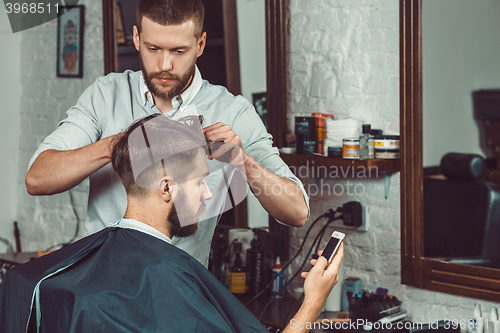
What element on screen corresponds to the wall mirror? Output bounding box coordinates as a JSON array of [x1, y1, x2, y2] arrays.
[[400, 0, 500, 302]]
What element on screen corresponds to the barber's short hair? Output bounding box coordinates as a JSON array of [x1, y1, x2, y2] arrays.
[[112, 114, 205, 198], [136, 0, 205, 37]]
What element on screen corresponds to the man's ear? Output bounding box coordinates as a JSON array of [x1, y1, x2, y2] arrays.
[[133, 26, 140, 51], [159, 178, 177, 203], [197, 32, 207, 58]]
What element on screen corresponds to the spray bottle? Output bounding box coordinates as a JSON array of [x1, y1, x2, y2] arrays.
[[469, 303, 484, 333], [272, 256, 284, 298]]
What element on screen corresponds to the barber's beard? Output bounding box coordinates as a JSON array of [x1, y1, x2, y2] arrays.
[[139, 52, 195, 101], [167, 192, 206, 238]]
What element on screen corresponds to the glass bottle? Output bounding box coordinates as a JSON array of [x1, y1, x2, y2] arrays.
[[359, 124, 374, 160], [229, 242, 247, 298]]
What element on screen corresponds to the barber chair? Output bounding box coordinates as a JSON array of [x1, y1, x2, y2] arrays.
[[423, 153, 500, 268]]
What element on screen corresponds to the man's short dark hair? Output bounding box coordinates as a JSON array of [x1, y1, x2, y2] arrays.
[[111, 114, 205, 198], [136, 0, 205, 37]]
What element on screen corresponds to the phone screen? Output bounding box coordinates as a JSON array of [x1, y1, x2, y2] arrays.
[[322, 236, 341, 261]]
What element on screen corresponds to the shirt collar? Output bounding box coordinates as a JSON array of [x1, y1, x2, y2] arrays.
[[139, 65, 203, 113], [113, 218, 172, 244]]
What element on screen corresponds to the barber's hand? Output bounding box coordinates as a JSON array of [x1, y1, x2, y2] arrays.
[[202, 122, 248, 165], [300, 245, 344, 309], [106, 132, 126, 158]]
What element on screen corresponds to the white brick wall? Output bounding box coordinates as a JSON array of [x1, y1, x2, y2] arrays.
[[288, 0, 499, 322], [0, 8, 22, 252], [16, 0, 102, 251]]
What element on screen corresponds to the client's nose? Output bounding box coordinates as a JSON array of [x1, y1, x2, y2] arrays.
[[202, 184, 212, 201]]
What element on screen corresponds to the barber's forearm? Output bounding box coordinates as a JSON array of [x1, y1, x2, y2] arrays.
[[26, 135, 118, 195], [282, 298, 323, 333], [244, 156, 308, 227]]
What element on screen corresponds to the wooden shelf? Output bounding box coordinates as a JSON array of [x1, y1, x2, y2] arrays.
[[280, 153, 400, 174], [281, 153, 399, 198]]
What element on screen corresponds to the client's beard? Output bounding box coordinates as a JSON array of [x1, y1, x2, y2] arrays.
[[167, 192, 205, 238]]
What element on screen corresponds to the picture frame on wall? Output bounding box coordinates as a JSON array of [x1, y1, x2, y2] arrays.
[[115, 3, 126, 46], [252, 92, 267, 127], [57, 5, 85, 78]]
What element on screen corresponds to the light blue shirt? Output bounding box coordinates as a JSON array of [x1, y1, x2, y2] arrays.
[[29, 67, 309, 267]]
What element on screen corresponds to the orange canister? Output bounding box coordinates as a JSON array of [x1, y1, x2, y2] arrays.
[[343, 138, 360, 159]]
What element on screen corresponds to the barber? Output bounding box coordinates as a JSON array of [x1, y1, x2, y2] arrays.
[[25, 0, 309, 267]]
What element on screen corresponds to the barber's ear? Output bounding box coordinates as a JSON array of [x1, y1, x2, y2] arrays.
[[133, 26, 140, 51], [197, 32, 207, 57], [159, 178, 177, 203]]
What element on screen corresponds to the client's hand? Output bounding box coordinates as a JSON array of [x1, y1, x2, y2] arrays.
[[301, 245, 344, 313], [282, 245, 344, 332]]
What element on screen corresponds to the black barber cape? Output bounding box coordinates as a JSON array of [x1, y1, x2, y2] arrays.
[[0, 227, 268, 333]]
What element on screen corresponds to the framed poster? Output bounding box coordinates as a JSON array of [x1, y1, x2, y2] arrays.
[[57, 5, 85, 78], [252, 92, 267, 127], [116, 3, 126, 46]]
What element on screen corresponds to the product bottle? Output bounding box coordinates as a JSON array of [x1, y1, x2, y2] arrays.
[[272, 257, 284, 298], [359, 124, 374, 160], [221, 252, 230, 289], [246, 230, 264, 297], [470, 303, 484, 333], [488, 307, 499, 333], [315, 117, 326, 155], [229, 242, 247, 298], [210, 233, 227, 283]]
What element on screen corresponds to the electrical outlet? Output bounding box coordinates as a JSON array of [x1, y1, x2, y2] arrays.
[[323, 202, 369, 232]]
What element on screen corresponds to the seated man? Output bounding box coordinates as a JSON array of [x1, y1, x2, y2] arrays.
[[0, 115, 343, 333]]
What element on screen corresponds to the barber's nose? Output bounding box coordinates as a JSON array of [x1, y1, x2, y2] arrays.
[[160, 52, 173, 71]]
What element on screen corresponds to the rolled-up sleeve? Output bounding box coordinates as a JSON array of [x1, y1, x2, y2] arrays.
[[28, 79, 106, 169], [231, 97, 310, 222]]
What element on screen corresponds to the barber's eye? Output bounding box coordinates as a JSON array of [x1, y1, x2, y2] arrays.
[[149, 47, 158, 52], [176, 50, 185, 55]]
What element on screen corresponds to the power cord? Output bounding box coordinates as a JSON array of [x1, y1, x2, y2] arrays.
[[245, 209, 338, 306]]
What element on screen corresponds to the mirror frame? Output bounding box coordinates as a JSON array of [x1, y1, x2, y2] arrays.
[[103, 0, 117, 75], [400, 0, 500, 301], [265, 0, 291, 261], [265, 0, 288, 149]]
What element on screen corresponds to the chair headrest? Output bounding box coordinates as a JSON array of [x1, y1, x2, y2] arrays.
[[440, 153, 486, 181]]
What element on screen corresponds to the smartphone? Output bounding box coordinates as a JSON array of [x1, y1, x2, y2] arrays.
[[321, 231, 345, 266]]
